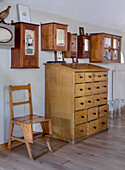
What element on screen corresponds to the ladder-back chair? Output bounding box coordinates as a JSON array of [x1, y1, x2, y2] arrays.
[[8, 83, 53, 160]]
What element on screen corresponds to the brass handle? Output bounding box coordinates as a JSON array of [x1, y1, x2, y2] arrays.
[[81, 130, 84, 132], [88, 87, 91, 90], [102, 122, 105, 125], [96, 99, 100, 101], [98, 75, 101, 77], [81, 116, 84, 118], [93, 112, 96, 115], [88, 101, 91, 103], [93, 126, 97, 129], [80, 102, 84, 105], [104, 75, 107, 77], [104, 85, 107, 87], [89, 76, 91, 78], [96, 87, 100, 89], [104, 110, 107, 112], [104, 97, 107, 100], [80, 76, 83, 78], [80, 88, 83, 91]]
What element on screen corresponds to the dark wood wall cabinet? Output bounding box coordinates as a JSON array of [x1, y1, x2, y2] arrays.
[[41, 22, 68, 51], [90, 33, 122, 63], [11, 22, 39, 68], [63, 32, 77, 59], [78, 34, 91, 58]]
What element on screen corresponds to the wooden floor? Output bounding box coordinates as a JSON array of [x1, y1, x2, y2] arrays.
[[0, 118, 125, 170]]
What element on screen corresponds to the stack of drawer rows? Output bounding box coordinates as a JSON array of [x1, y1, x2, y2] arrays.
[[75, 71, 109, 140], [45, 63, 109, 144]]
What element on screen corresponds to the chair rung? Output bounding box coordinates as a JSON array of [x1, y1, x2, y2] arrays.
[[11, 136, 25, 143], [13, 101, 30, 106]]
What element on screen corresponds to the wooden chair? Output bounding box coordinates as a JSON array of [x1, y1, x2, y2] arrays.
[[8, 83, 53, 160]]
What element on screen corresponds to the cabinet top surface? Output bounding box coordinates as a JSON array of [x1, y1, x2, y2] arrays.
[[41, 22, 68, 26], [90, 32, 122, 38], [45, 63, 109, 72]]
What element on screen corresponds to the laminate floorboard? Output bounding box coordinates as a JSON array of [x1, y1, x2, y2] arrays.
[[0, 118, 125, 170]]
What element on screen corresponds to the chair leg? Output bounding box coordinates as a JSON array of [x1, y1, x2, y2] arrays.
[[46, 138, 54, 153], [8, 123, 14, 151], [25, 142, 33, 160]]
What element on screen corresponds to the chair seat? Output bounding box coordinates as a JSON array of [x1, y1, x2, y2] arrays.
[[12, 114, 49, 124]]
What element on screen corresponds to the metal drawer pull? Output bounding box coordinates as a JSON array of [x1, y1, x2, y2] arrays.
[[80, 102, 84, 105], [104, 110, 107, 112], [96, 87, 100, 89], [102, 122, 105, 125], [104, 97, 107, 100], [80, 88, 83, 91], [80, 76, 83, 78], [96, 99, 100, 101], [81, 115, 84, 118], [80, 130, 84, 132], [29, 61, 32, 65], [104, 75, 107, 77], [88, 101, 91, 103], [98, 75, 101, 77], [93, 126, 97, 129], [72, 43, 74, 45], [88, 76, 92, 78], [93, 112, 96, 115], [104, 85, 107, 87], [88, 87, 91, 90]]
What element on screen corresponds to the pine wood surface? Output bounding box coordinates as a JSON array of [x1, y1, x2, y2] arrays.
[[0, 118, 125, 169]]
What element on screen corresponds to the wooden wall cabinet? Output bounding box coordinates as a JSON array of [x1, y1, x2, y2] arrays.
[[78, 34, 91, 58], [41, 22, 68, 51], [63, 32, 77, 59], [11, 22, 39, 68], [90, 33, 122, 63], [45, 63, 109, 144]]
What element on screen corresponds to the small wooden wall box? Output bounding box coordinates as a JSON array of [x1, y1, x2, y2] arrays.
[[78, 34, 91, 58], [11, 22, 39, 68], [41, 22, 68, 51], [63, 32, 78, 58]]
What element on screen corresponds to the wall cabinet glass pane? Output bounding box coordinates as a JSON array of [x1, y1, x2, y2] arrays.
[[104, 49, 111, 60], [85, 39, 89, 51], [113, 50, 119, 60], [56, 29, 65, 46], [113, 39, 120, 49], [104, 38, 111, 48], [25, 29, 35, 55]]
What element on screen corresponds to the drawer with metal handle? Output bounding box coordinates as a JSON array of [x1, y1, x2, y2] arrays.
[[88, 107, 98, 121], [75, 110, 87, 125], [75, 97, 85, 111], [75, 72, 85, 83], [99, 104, 109, 117], [75, 123, 87, 139], [85, 72, 93, 82], [100, 93, 107, 105], [93, 82, 101, 94], [75, 84, 85, 97], [93, 72, 103, 81], [101, 72, 108, 81], [93, 94, 101, 107], [85, 96, 93, 108], [100, 81, 107, 93], [98, 117, 107, 131], [87, 119, 99, 135], [84, 83, 93, 95]]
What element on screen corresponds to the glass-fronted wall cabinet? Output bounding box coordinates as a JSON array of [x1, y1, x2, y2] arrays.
[[11, 22, 39, 68], [90, 33, 122, 63], [41, 22, 68, 51], [78, 34, 91, 58]]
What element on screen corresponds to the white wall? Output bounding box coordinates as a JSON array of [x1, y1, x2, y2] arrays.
[[0, 2, 125, 144]]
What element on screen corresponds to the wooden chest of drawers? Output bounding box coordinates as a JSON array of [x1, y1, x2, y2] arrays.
[[45, 63, 109, 143]]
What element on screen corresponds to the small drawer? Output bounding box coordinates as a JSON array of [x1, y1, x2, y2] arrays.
[[87, 119, 99, 135], [75, 73, 85, 83], [85, 96, 93, 108], [100, 93, 107, 105], [101, 72, 108, 81], [75, 123, 87, 139], [75, 84, 85, 97], [85, 72, 93, 82], [75, 97, 85, 111], [75, 110, 87, 125], [98, 117, 107, 131], [23, 59, 36, 67], [85, 83, 93, 95], [94, 72, 102, 81], [93, 94, 101, 107], [88, 107, 98, 121], [100, 81, 107, 93], [99, 104, 109, 118], [93, 82, 101, 94]]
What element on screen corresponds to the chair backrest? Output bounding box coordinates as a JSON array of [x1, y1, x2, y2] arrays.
[[9, 83, 33, 120]]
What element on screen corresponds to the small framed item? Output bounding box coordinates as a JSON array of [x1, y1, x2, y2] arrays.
[[0, 23, 15, 48], [79, 27, 84, 36], [17, 4, 31, 23]]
